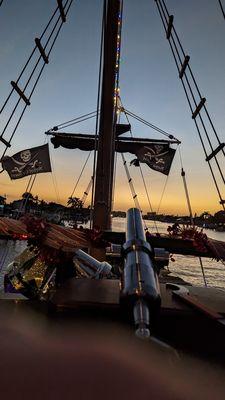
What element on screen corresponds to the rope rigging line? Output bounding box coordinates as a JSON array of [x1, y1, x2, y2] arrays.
[[155, 0, 225, 210], [55, 114, 98, 130], [0, 2, 64, 116], [81, 177, 93, 205], [178, 145, 207, 287], [118, 103, 150, 231], [50, 162, 61, 205], [16, 175, 34, 219], [112, 151, 118, 212], [47, 111, 99, 132], [218, 0, 225, 20], [22, 174, 37, 215], [156, 175, 169, 214], [123, 108, 180, 143], [0, 0, 74, 161], [70, 151, 92, 199], [160, 0, 225, 150], [111, 106, 120, 213], [157, 0, 225, 164], [47, 111, 96, 208], [170, 46, 225, 210], [198, 256, 208, 287], [139, 165, 159, 234], [120, 103, 160, 233], [158, 0, 225, 157], [16, 174, 38, 220], [48, 138, 61, 204], [16, 136, 49, 218], [121, 154, 142, 210], [121, 152, 150, 232]]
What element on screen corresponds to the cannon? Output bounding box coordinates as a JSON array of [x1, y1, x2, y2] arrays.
[[73, 249, 112, 278], [122, 208, 161, 338]]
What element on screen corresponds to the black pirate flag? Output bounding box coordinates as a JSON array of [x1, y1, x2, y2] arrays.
[[130, 144, 176, 175], [1, 144, 52, 180]]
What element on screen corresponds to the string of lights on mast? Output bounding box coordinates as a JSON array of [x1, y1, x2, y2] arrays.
[[114, 7, 122, 113]]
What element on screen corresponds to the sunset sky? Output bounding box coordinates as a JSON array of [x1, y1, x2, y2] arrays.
[[0, 0, 224, 215]]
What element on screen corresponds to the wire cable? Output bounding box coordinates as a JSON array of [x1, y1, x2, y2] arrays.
[[124, 108, 180, 142], [156, 175, 169, 214], [47, 110, 98, 131], [70, 152, 92, 199], [178, 145, 207, 287], [218, 0, 225, 20], [120, 101, 160, 232]]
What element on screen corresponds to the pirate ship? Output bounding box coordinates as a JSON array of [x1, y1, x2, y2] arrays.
[[1, 0, 225, 366]]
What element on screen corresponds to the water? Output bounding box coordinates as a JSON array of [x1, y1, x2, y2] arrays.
[[113, 218, 225, 289], [0, 218, 225, 290]]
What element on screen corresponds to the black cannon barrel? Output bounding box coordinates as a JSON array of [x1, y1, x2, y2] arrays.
[[126, 207, 146, 242], [123, 208, 160, 301], [123, 208, 161, 338]]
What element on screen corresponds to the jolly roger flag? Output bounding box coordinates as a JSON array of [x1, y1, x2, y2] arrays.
[[1, 144, 52, 180], [130, 144, 176, 175]]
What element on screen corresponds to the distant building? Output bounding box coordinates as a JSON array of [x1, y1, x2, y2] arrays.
[[147, 212, 156, 216], [146, 212, 156, 219], [112, 211, 126, 218]]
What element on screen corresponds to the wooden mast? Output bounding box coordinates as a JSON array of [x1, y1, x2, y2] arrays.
[[93, 0, 121, 231]]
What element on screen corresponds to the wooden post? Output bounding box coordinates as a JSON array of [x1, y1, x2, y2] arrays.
[[93, 0, 121, 233]]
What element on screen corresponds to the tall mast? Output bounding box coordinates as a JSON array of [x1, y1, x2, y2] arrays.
[[93, 0, 121, 231]]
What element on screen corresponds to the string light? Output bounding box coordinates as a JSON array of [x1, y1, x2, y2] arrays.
[[114, 7, 122, 108]]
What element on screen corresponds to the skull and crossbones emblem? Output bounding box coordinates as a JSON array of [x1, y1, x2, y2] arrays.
[[11, 150, 42, 173], [141, 145, 168, 166], [20, 150, 31, 163]]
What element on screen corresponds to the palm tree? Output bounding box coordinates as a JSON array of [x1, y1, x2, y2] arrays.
[[214, 210, 225, 223], [21, 192, 34, 212], [0, 195, 6, 205], [200, 211, 211, 220], [22, 192, 34, 201], [67, 196, 83, 209]]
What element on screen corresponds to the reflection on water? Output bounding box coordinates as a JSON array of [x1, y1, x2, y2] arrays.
[[0, 218, 225, 290]]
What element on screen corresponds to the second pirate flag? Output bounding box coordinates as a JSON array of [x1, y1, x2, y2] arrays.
[[1, 144, 52, 180], [130, 144, 176, 175]]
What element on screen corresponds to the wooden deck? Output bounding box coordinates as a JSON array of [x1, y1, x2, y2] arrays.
[[1, 280, 225, 314], [1, 279, 225, 365], [51, 279, 121, 309]]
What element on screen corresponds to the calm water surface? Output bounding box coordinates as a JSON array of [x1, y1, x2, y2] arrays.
[[0, 218, 225, 290]]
